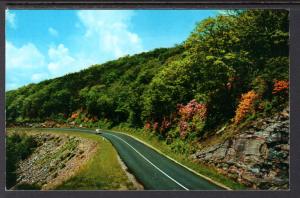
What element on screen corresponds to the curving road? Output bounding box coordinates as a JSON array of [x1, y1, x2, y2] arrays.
[[45, 128, 225, 190]]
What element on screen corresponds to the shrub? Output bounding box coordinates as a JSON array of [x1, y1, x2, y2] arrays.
[[6, 133, 38, 189], [170, 139, 194, 154], [177, 99, 207, 139], [96, 119, 113, 129], [179, 120, 188, 138], [14, 183, 41, 190], [270, 80, 289, 110], [234, 90, 259, 124], [160, 117, 171, 134], [258, 100, 273, 115], [272, 80, 289, 94], [251, 76, 268, 96], [177, 99, 207, 121], [71, 112, 79, 119], [170, 139, 187, 154], [50, 113, 67, 123], [153, 122, 159, 132], [144, 121, 151, 131]]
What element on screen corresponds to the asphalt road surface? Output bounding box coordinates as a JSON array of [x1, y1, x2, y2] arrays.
[[45, 128, 224, 190]]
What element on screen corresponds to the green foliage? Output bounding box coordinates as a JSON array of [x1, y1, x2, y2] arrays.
[[142, 58, 194, 121], [169, 139, 191, 154], [6, 133, 38, 189], [95, 119, 113, 129], [50, 113, 67, 123], [14, 183, 41, 190]]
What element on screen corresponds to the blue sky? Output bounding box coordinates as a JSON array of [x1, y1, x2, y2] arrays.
[[6, 10, 221, 90]]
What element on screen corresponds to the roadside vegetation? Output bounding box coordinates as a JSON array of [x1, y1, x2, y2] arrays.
[[6, 10, 289, 189], [6, 132, 38, 189], [107, 127, 246, 190], [6, 129, 137, 190], [52, 130, 137, 190]]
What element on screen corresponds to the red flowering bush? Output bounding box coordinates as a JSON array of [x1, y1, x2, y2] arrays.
[[177, 99, 207, 138], [144, 117, 171, 135], [144, 121, 151, 131], [177, 99, 207, 121], [160, 117, 171, 133], [179, 120, 189, 138], [153, 122, 159, 132]]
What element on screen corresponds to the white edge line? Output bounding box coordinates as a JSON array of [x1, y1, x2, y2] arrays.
[[105, 133, 189, 191], [42, 127, 231, 190], [106, 129, 232, 190]]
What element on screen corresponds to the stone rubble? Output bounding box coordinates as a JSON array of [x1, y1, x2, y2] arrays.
[[15, 133, 97, 190]]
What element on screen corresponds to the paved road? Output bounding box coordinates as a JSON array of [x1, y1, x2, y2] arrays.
[[44, 128, 224, 190]]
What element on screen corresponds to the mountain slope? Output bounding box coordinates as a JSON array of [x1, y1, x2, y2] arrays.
[[7, 10, 288, 130]]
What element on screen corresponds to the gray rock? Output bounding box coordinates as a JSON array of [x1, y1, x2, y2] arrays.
[[191, 106, 289, 190]]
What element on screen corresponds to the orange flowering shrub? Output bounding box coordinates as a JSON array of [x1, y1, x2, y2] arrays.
[[234, 90, 258, 124], [71, 112, 79, 119], [272, 80, 289, 94]]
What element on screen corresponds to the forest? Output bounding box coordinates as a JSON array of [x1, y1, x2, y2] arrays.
[[6, 10, 289, 151]]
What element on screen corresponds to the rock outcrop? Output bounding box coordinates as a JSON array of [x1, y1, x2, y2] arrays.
[[192, 107, 289, 190]]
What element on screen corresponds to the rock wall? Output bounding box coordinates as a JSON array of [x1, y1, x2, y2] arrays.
[[192, 107, 289, 190]]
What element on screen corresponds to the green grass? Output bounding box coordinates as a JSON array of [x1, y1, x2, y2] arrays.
[[7, 128, 136, 190], [110, 126, 247, 190]]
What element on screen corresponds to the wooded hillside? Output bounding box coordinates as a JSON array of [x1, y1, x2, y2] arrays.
[[6, 10, 289, 142]]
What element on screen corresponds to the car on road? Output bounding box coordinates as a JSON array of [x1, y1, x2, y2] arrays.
[[95, 129, 102, 134]]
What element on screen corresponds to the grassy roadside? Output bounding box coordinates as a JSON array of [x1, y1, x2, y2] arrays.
[[7, 128, 137, 190], [109, 126, 247, 190]]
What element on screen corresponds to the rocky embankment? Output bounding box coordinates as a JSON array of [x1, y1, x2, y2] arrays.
[[15, 133, 97, 190], [192, 107, 289, 190]]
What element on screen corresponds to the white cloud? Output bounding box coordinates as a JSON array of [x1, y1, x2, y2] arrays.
[[47, 44, 76, 76], [6, 41, 46, 69], [77, 10, 143, 58], [5, 41, 95, 90], [6, 10, 16, 28], [48, 27, 59, 37], [6, 10, 145, 90], [46, 44, 96, 78], [5, 41, 47, 90]]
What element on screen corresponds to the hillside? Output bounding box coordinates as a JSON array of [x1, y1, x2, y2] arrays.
[[6, 10, 289, 189]]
